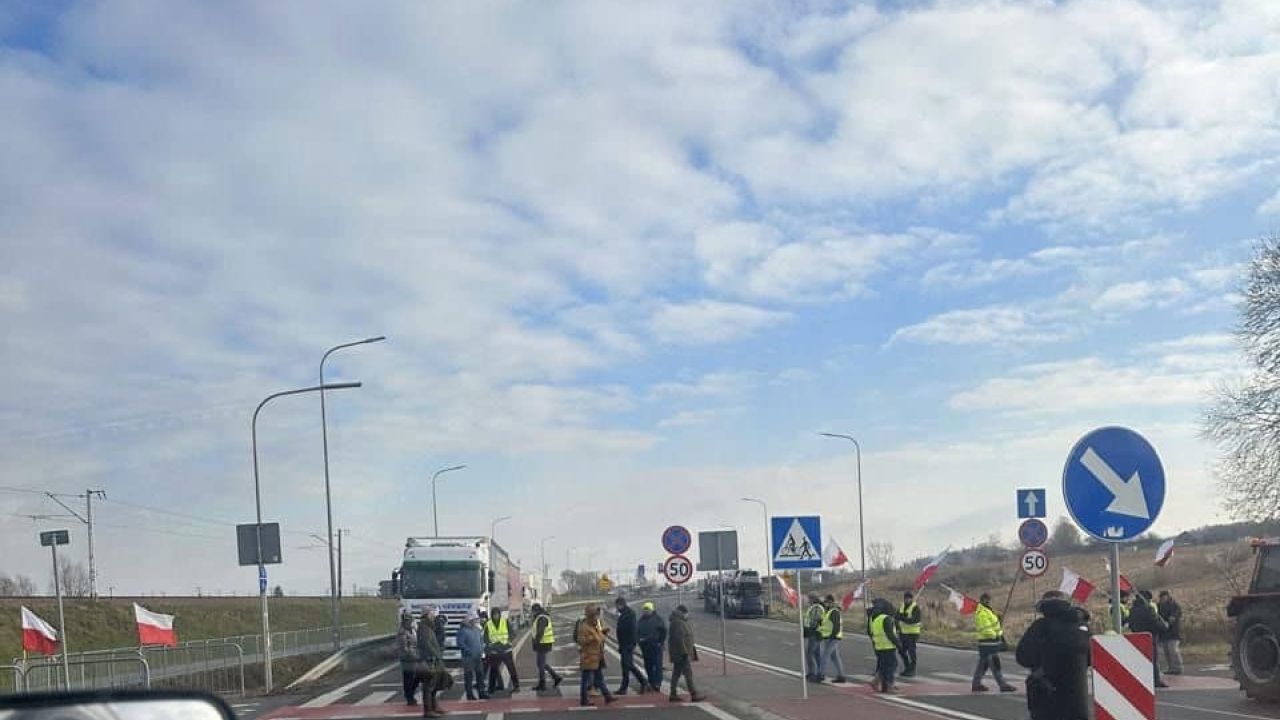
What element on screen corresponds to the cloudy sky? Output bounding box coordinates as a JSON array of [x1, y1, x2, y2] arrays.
[[2, 0, 1277, 597]]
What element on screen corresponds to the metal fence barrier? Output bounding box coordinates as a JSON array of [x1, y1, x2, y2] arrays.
[[0, 665, 25, 695], [11, 623, 374, 695]]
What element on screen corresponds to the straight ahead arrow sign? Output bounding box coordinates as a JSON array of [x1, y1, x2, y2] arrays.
[[1024, 491, 1039, 517], [1080, 447, 1151, 520]]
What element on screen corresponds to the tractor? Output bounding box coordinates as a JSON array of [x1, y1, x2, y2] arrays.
[[1228, 537, 1280, 701]]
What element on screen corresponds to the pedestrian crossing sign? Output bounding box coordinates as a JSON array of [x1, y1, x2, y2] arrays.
[[770, 515, 822, 569]]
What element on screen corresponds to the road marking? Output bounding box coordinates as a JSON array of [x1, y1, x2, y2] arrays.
[[354, 691, 396, 706], [485, 713, 504, 720], [300, 661, 397, 708], [698, 704, 746, 720], [1158, 701, 1280, 720], [694, 643, 799, 678], [880, 694, 1001, 720], [370, 683, 401, 688]]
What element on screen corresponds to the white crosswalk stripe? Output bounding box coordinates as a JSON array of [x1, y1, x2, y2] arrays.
[[355, 691, 398, 706]]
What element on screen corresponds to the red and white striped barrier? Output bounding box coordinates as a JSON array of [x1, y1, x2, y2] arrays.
[[1091, 632, 1156, 720]]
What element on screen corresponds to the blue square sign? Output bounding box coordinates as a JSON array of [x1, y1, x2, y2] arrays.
[[770, 515, 822, 569], [1017, 488, 1046, 519]]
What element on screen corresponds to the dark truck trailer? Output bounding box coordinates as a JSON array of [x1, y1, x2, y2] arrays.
[[703, 570, 768, 618]]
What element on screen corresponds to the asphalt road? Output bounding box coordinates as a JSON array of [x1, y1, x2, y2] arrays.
[[242, 592, 1279, 720]]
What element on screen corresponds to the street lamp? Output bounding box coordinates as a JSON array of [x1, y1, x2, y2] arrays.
[[741, 497, 774, 614], [819, 432, 867, 609], [491, 515, 512, 540], [253, 381, 361, 693], [540, 535, 555, 602], [431, 465, 466, 536], [320, 335, 385, 651]]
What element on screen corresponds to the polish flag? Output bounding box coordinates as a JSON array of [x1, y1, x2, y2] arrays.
[[134, 603, 178, 647], [912, 548, 949, 592], [824, 537, 850, 568], [775, 575, 798, 608], [21, 607, 60, 655], [841, 582, 866, 611], [940, 585, 978, 615], [1154, 538, 1176, 567], [1102, 556, 1135, 593], [1059, 567, 1096, 603]]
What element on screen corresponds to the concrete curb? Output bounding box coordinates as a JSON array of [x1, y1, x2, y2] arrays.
[[285, 634, 395, 690]]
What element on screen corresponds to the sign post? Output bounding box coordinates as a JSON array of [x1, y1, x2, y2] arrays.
[[1063, 427, 1165, 638], [698, 530, 738, 677], [771, 516, 822, 699], [39, 530, 71, 689]]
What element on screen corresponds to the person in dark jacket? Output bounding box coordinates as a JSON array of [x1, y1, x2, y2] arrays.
[[637, 602, 667, 693], [804, 592, 823, 681], [1157, 591, 1184, 675], [867, 598, 903, 693], [667, 605, 706, 702], [398, 611, 421, 705], [416, 606, 446, 718], [614, 597, 651, 693], [530, 603, 563, 691], [897, 591, 922, 677], [1016, 591, 1091, 720], [1128, 590, 1170, 688], [485, 607, 520, 694]]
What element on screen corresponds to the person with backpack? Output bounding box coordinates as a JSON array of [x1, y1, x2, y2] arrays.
[[530, 603, 562, 692], [614, 596, 651, 693], [1016, 591, 1091, 720], [637, 601, 667, 693], [1128, 590, 1170, 688]]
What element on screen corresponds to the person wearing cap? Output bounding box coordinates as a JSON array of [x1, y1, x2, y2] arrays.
[[398, 610, 421, 705], [615, 596, 651, 693], [1016, 590, 1090, 720], [667, 604, 706, 702], [485, 607, 520, 694], [1157, 590, 1184, 676], [416, 606, 447, 717], [531, 603, 563, 692], [897, 591, 922, 677], [818, 594, 849, 683], [804, 592, 823, 681], [458, 611, 488, 701], [637, 601, 667, 693]]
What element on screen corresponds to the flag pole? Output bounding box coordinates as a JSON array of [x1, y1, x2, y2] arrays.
[[796, 573, 808, 701], [1000, 568, 1021, 619]]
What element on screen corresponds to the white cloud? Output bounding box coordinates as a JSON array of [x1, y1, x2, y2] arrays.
[[649, 300, 790, 345], [888, 306, 1065, 346], [650, 370, 758, 400], [1261, 190, 1280, 216], [1091, 278, 1192, 313]]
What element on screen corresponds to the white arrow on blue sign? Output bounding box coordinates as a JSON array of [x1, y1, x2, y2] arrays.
[[1062, 426, 1165, 542], [1017, 488, 1047, 519]]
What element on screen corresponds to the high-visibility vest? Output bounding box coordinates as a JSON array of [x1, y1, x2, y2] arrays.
[[974, 605, 1002, 642], [486, 617, 510, 645], [870, 614, 895, 651], [805, 605, 824, 628], [819, 607, 843, 639], [898, 602, 921, 636], [536, 615, 554, 645]]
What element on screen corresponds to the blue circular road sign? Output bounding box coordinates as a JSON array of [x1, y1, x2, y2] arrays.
[[662, 525, 692, 555], [1062, 426, 1165, 542], [1018, 518, 1048, 548]]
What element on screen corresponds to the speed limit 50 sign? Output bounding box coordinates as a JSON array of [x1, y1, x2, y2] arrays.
[[663, 554, 693, 585], [1020, 548, 1049, 578]]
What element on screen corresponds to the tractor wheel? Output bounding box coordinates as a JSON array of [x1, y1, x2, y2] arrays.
[[1233, 604, 1280, 702]]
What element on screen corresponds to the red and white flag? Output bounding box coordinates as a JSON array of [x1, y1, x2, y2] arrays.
[[913, 548, 949, 592], [940, 585, 978, 615], [1059, 567, 1096, 603], [1102, 556, 1135, 593], [1154, 538, 1176, 567], [21, 606, 60, 655], [823, 537, 850, 568], [134, 603, 178, 646], [841, 582, 866, 611], [775, 575, 798, 608]]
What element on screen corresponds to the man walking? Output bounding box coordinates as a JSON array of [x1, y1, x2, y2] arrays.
[[416, 606, 447, 718], [531, 603, 562, 692], [1129, 590, 1170, 688], [615, 597, 651, 693], [819, 594, 849, 683], [458, 612, 489, 701], [804, 592, 824, 682], [868, 598, 903, 693], [668, 605, 706, 702], [577, 605, 617, 707], [1016, 590, 1091, 720], [1157, 591, 1184, 675], [485, 607, 520, 694], [897, 591, 922, 677], [637, 601, 667, 693], [972, 593, 1016, 693], [398, 610, 421, 705]]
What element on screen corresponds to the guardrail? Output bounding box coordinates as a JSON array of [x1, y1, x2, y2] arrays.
[[12, 623, 377, 695], [0, 664, 25, 694]]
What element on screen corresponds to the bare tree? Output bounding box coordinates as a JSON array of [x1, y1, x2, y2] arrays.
[[1205, 235, 1280, 520], [867, 541, 895, 573], [1046, 517, 1081, 553], [15, 575, 37, 595], [50, 558, 91, 597]]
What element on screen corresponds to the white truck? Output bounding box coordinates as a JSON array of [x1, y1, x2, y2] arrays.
[[397, 536, 525, 660]]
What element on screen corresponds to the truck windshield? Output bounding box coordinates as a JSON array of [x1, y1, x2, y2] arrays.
[[400, 561, 483, 599]]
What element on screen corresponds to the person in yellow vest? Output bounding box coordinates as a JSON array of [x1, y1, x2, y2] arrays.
[[484, 607, 520, 694], [804, 593, 824, 682], [531, 604, 562, 692], [972, 593, 1016, 692], [897, 591, 922, 677], [818, 594, 849, 683], [868, 598, 903, 693]]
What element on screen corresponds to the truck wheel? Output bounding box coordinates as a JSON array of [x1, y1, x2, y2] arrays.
[[1233, 604, 1280, 701]]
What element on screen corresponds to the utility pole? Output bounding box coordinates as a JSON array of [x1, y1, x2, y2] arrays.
[[336, 529, 349, 602], [45, 489, 106, 599]]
